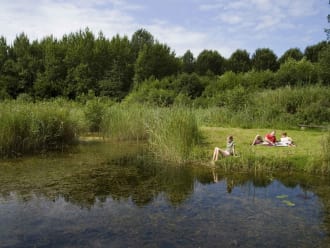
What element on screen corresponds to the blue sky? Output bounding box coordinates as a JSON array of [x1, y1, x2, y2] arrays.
[[0, 0, 328, 58]]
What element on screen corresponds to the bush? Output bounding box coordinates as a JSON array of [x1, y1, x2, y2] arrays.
[[276, 58, 318, 87], [84, 98, 108, 132]]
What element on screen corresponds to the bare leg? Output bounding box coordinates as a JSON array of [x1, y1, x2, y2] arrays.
[[252, 135, 262, 145], [213, 147, 230, 161], [213, 147, 220, 161]]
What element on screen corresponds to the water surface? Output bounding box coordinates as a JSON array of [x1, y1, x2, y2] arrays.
[[0, 141, 329, 247]]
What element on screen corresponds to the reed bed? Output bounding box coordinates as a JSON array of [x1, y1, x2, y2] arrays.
[[0, 100, 84, 158], [101, 104, 150, 141], [100, 105, 202, 163], [195, 85, 330, 129], [147, 107, 202, 163], [309, 131, 330, 174]]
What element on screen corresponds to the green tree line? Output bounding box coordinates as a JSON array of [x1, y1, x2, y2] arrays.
[[0, 28, 329, 101]]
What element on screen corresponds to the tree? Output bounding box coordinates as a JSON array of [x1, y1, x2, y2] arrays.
[[0, 37, 10, 98], [227, 49, 251, 73], [304, 41, 328, 63], [62, 29, 96, 98], [318, 45, 330, 85], [276, 58, 317, 87], [34, 36, 67, 98], [106, 35, 134, 97], [278, 48, 303, 64], [92, 32, 112, 84], [131, 28, 154, 60], [134, 42, 179, 84], [195, 50, 225, 75], [0, 36, 8, 70], [173, 73, 204, 99], [10, 33, 40, 96], [181, 50, 195, 74], [252, 48, 278, 71]]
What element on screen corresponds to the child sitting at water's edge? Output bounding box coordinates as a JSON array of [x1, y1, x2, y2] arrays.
[[212, 135, 235, 161]]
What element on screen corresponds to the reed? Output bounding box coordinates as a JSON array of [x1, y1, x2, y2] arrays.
[[101, 105, 203, 163], [309, 131, 330, 174], [100, 104, 150, 141], [0, 100, 84, 158], [196, 85, 330, 129], [147, 107, 202, 163]]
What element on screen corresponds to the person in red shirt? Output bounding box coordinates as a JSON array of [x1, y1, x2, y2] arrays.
[[252, 131, 277, 146], [264, 131, 277, 145]]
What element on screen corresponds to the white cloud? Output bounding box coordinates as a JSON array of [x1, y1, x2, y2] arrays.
[[0, 0, 140, 43], [145, 20, 207, 56]]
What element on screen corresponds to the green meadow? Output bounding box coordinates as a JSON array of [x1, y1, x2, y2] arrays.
[[202, 127, 329, 174]]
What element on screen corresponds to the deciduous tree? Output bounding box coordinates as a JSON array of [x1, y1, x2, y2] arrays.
[[252, 48, 278, 72]]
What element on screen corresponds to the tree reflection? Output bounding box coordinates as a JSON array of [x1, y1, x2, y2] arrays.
[[0, 143, 330, 246]]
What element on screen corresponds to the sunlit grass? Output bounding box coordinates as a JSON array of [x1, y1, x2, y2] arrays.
[[202, 126, 328, 174], [0, 100, 84, 158]]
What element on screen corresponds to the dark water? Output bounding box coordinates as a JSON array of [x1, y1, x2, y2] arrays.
[[0, 141, 330, 248]]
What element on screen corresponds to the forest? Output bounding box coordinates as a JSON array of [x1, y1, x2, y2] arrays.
[[0, 28, 329, 100]]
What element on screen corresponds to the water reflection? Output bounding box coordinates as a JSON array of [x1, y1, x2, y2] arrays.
[[0, 141, 330, 247]]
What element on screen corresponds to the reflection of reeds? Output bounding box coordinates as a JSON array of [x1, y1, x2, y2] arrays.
[[0, 100, 84, 158]]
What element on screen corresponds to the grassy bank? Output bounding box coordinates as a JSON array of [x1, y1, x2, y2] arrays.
[[202, 127, 330, 174]]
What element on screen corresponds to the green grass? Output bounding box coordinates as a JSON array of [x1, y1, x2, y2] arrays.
[[147, 107, 202, 163], [0, 100, 85, 158], [202, 127, 329, 174]]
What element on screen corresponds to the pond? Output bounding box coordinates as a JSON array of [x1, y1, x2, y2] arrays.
[[0, 141, 329, 248]]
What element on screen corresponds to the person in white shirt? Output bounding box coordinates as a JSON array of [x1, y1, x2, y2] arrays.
[[277, 132, 295, 146]]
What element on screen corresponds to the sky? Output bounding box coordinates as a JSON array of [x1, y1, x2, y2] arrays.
[[0, 0, 329, 58]]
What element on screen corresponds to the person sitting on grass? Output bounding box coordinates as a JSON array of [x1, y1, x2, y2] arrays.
[[252, 131, 277, 146], [264, 130, 277, 145], [251, 134, 264, 145], [212, 135, 235, 161], [277, 132, 296, 147]]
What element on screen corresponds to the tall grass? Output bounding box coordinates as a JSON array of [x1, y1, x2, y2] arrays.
[[196, 85, 330, 129], [100, 105, 202, 163], [101, 104, 150, 141], [0, 100, 84, 158], [147, 108, 202, 163], [315, 131, 330, 174]]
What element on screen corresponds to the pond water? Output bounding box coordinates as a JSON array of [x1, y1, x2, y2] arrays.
[[0, 141, 330, 248]]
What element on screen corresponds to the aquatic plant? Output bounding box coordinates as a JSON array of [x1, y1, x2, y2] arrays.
[[0, 100, 84, 158], [147, 107, 202, 163], [320, 131, 330, 174], [101, 104, 149, 141], [101, 105, 203, 163]]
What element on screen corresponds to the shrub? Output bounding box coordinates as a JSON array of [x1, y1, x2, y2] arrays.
[[84, 98, 107, 132]]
